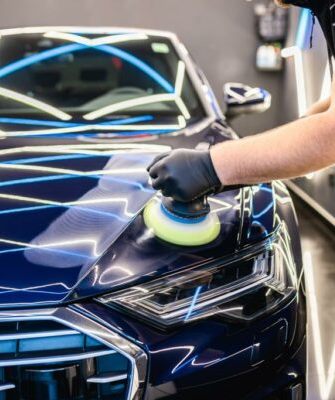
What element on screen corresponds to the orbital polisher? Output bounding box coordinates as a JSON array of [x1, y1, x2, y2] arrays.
[[143, 194, 221, 247]]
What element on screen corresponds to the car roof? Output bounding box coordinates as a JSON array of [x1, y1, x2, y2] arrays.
[[0, 26, 179, 41]]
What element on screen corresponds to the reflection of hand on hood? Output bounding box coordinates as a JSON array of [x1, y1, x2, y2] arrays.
[[24, 153, 155, 268]]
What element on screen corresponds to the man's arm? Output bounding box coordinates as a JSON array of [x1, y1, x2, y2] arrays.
[[211, 107, 335, 185], [306, 96, 330, 116], [147, 86, 335, 202]]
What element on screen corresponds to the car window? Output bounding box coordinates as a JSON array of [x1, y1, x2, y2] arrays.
[[0, 32, 206, 124]]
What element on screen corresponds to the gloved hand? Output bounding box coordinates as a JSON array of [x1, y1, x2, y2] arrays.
[[147, 149, 223, 202]]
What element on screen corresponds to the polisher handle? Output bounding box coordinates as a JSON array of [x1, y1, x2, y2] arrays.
[[162, 196, 210, 219], [161, 185, 246, 219]]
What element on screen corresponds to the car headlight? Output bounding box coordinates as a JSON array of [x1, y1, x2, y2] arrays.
[[97, 225, 297, 329]]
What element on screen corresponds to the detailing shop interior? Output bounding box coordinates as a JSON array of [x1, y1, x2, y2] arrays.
[[0, 0, 333, 399]]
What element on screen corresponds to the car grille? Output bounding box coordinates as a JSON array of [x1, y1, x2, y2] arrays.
[[0, 319, 131, 400]]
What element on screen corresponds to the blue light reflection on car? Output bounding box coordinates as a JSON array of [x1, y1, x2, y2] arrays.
[[0, 115, 154, 128], [0, 43, 174, 93], [0, 28, 305, 399]]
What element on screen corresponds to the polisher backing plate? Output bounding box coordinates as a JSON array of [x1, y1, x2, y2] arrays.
[[143, 199, 221, 246]]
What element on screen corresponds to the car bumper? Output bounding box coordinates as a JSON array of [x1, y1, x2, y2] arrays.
[[0, 294, 305, 400], [83, 294, 306, 400]]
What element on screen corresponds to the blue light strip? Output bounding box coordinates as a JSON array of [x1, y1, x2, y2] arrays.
[[259, 184, 273, 194], [107, 130, 172, 137], [4, 151, 152, 165], [251, 185, 274, 219], [0, 44, 81, 79], [0, 117, 79, 128], [0, 43, 173, 92], [98, 45, 174, 92], [100, 115, 154, 125], [0, 244, 94, 259], [0, 115, 154, 128], [13, 130, 173, 138], [0, 173, 154, 193], [296, 8, 313, 49], [4, 154, 99, 165], [0, 203, 129, 223], [251, 220, 269, 237], [0, 174, 75, 187], [252, 202, 274, 219], [184, 286, 202, 321], [161, 202, 206, 224]]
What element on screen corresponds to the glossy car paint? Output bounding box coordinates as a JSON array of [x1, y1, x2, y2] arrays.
[[73, 173, 305, 399], [0, 124, 296, 308], [0, 27, 306, 400]]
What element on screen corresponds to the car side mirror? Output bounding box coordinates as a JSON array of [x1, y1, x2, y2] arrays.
[[223, 82, 271, 119]]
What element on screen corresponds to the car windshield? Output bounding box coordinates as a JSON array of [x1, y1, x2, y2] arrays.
[[0, 30, 206, 132]]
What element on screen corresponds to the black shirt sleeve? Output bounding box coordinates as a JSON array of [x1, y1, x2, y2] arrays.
[[285, 0, 323, 12], [286, 0, 335, 56]]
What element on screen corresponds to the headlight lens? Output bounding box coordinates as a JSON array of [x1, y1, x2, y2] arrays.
[[98, 225, 297, 329]]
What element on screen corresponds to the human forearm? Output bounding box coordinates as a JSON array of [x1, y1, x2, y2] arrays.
[[210, 110, 335, 185], [306, 97, 330, 116], [147, 109, 335, 203]]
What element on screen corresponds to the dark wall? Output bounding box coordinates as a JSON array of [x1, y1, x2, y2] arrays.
[[0, 0, 283, 136]]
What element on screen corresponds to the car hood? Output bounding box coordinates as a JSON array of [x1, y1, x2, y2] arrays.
[[0, 140, 275, 308]]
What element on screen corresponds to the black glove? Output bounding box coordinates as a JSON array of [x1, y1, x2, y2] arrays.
[[147, 149, 223, 202]]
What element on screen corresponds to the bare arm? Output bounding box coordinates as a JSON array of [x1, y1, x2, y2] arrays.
[[306, 96, 330, 116], [211, 105, 335, 185], [147, 87, 335, 203]]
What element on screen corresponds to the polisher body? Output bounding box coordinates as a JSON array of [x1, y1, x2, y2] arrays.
[[143, 198, 221, 246]]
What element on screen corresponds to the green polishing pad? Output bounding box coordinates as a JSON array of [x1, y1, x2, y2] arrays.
[[143, 199, 221, 246]]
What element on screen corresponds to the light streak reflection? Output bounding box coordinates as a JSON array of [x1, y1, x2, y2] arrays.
[[0, 118, 184, 137], [0, 87, 72, 121], [84, 61, 190, 121], [0, 162, 148, 176], [44, 31, 148, 47], [0, 193, 137, 219], [0, 237, 101, 257], [150, 346, 195, 374], [0, 281, 73, 296], [0, 143, 171, 156], [0, 41, 173, 93], [0, 143, 168, 271], [98, 266, 134, 286], [83, 94, 181, 121], [304, 251, 335, 400], [0, 172, 154, 192], [190, 345, 254, 369], [281, 46, 307, 117], [0, 115, 153, 129], [184, 286, 202, 321]]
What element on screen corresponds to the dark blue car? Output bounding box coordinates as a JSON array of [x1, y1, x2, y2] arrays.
[[0, 27, 306, 400]]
